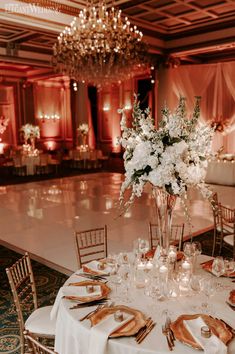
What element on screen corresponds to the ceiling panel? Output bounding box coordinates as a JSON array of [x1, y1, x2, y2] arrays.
[[0, 0, 234, 69]]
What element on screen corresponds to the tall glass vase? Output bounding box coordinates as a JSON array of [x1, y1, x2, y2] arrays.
[[152, 187, 177, 253], [30, 137, 35, 152]]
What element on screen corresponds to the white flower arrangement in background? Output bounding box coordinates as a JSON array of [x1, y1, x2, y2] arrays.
[[119, 95, 214, 207], [77, 123, 89, 135], [20, 124, 40, 139], [0, 115, 9, 135]]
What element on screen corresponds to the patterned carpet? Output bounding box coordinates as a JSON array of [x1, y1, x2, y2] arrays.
[[0, 245, 68, 354], [0, 232, 232, 353]]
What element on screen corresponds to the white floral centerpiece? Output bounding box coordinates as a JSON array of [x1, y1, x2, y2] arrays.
[[20, 124, 40, 155], [119, 95, 214, 207], [20, 124, 40, 140], [119, 96, 214, 249], [77, 123, 89, 135]]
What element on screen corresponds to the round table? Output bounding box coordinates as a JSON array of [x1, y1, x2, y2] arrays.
[[54, 255, 235, 354]]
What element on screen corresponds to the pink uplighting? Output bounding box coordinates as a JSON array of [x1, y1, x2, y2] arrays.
[[0, 142, 5, 154], [45, 140, 56, 151]]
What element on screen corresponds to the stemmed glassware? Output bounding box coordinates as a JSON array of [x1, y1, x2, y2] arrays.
[[200, 277, 216, 313], [109, 258, 122, 300], [138, 238, 150, 259], [192, 241, 202, 257], [183, 242, 194, 258], [224, 258, 235, 277], [191, 241, 202, 273], [212, 256, 225, 277]]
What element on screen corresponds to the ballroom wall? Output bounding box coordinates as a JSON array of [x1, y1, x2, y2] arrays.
[[0, 72, 155, 154], [157, 61, 235, 154], [1, 61, 233, 155]]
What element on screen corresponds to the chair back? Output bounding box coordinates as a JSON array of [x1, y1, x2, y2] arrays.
[[6, 253, 38, 348], [149, 222, 184, 250], [220, 204, 235, 257], [24, 331, 57, 354], [75, 226, 108, 268], [211, 197, 221, 256]]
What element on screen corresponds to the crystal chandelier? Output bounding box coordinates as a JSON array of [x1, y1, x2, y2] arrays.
[[52, 1, 149, 87]]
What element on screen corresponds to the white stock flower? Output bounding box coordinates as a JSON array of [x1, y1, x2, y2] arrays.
[[118, 96, 214, 207]]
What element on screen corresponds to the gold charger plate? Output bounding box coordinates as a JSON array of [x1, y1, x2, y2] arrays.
[[201, 259, 235, 278], [64, 280, 110, 303], [90, 305, 146, 338], [170, 314, 233, 350]]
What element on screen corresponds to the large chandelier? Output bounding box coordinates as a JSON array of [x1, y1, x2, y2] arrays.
[[52, 1, 149, 86]]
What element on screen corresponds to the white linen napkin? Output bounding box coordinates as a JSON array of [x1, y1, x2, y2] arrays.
[[88, 312, 134, 354], [50, 285, 101, 320], [183, 317, 227, 354], [83, 260, 112, 275]]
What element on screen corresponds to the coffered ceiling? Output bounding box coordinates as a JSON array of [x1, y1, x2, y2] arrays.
[[0, 0, 234, 78]]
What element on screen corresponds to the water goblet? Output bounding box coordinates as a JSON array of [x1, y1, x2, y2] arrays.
[[183, 242, 193, 258], [200, 277, 216, 313], [138, 238, 150, 259], [191, 241, 202, 273], [109, 261, 122, 300], [224, 258, 235, 277], [192, 241, 202, 256], [211, 256, 225, 278], [118, 263, 133, 303]]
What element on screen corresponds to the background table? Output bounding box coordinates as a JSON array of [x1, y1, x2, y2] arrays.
[[205, 161, 235, 186], [54, 255, 235, 354]]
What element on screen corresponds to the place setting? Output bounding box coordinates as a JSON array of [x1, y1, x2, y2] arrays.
[[170, 313, 233, 353], [50, 278, 111, 320], [85, 303, 156, 353]]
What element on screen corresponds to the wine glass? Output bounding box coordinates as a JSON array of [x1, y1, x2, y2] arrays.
[[109, 260, 122, 300], [183, 242, 193, 258], [224, 258, 235, 277], [138, 238, 150, 259], [200, 277, 216, 313], [211, 256, 225, 277], [192, 241, 202, 256], [118, 263, 133, 303], [191, 241, 202, 272], [211, 257, 225, 291]]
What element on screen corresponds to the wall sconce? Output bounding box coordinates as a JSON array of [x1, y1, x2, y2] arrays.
[[103, 104, 110, 111], [45, 140, 56, 151], [124, 104, 132, 110], [0, 141, 5, 154], [38, 114, 61, 123]]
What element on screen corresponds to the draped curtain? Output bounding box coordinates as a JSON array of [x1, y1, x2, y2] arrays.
[[159, 62, 235, 153]]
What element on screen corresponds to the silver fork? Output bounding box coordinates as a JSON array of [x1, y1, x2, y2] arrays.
[[80, 300, 115, 322], [79, 303, 104, 321]]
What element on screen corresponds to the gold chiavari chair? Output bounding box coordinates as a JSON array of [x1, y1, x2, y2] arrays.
[[211, 196, 221, 257], [219, 204, 235, 258], [6, 253, 55, 354], [75, 226, 108, 268], [149, 222, 185, 251], [24, 331, 58, 354]]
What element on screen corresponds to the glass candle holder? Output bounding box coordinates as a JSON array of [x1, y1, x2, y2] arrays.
[[114, 310, 124, 322], [86, 285, 94, 293], [97, 262, 106, 270]]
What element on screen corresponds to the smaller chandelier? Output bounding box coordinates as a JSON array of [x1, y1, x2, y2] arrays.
[[52, 1, 149, 86]]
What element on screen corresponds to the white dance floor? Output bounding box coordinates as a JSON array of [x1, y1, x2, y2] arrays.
[[0, 172, 234, 274]]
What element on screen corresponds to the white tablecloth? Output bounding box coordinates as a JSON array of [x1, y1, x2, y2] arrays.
[[205, 161, 235, 186], [22, 155, 40, 175], [54, 256, 235, 354]]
